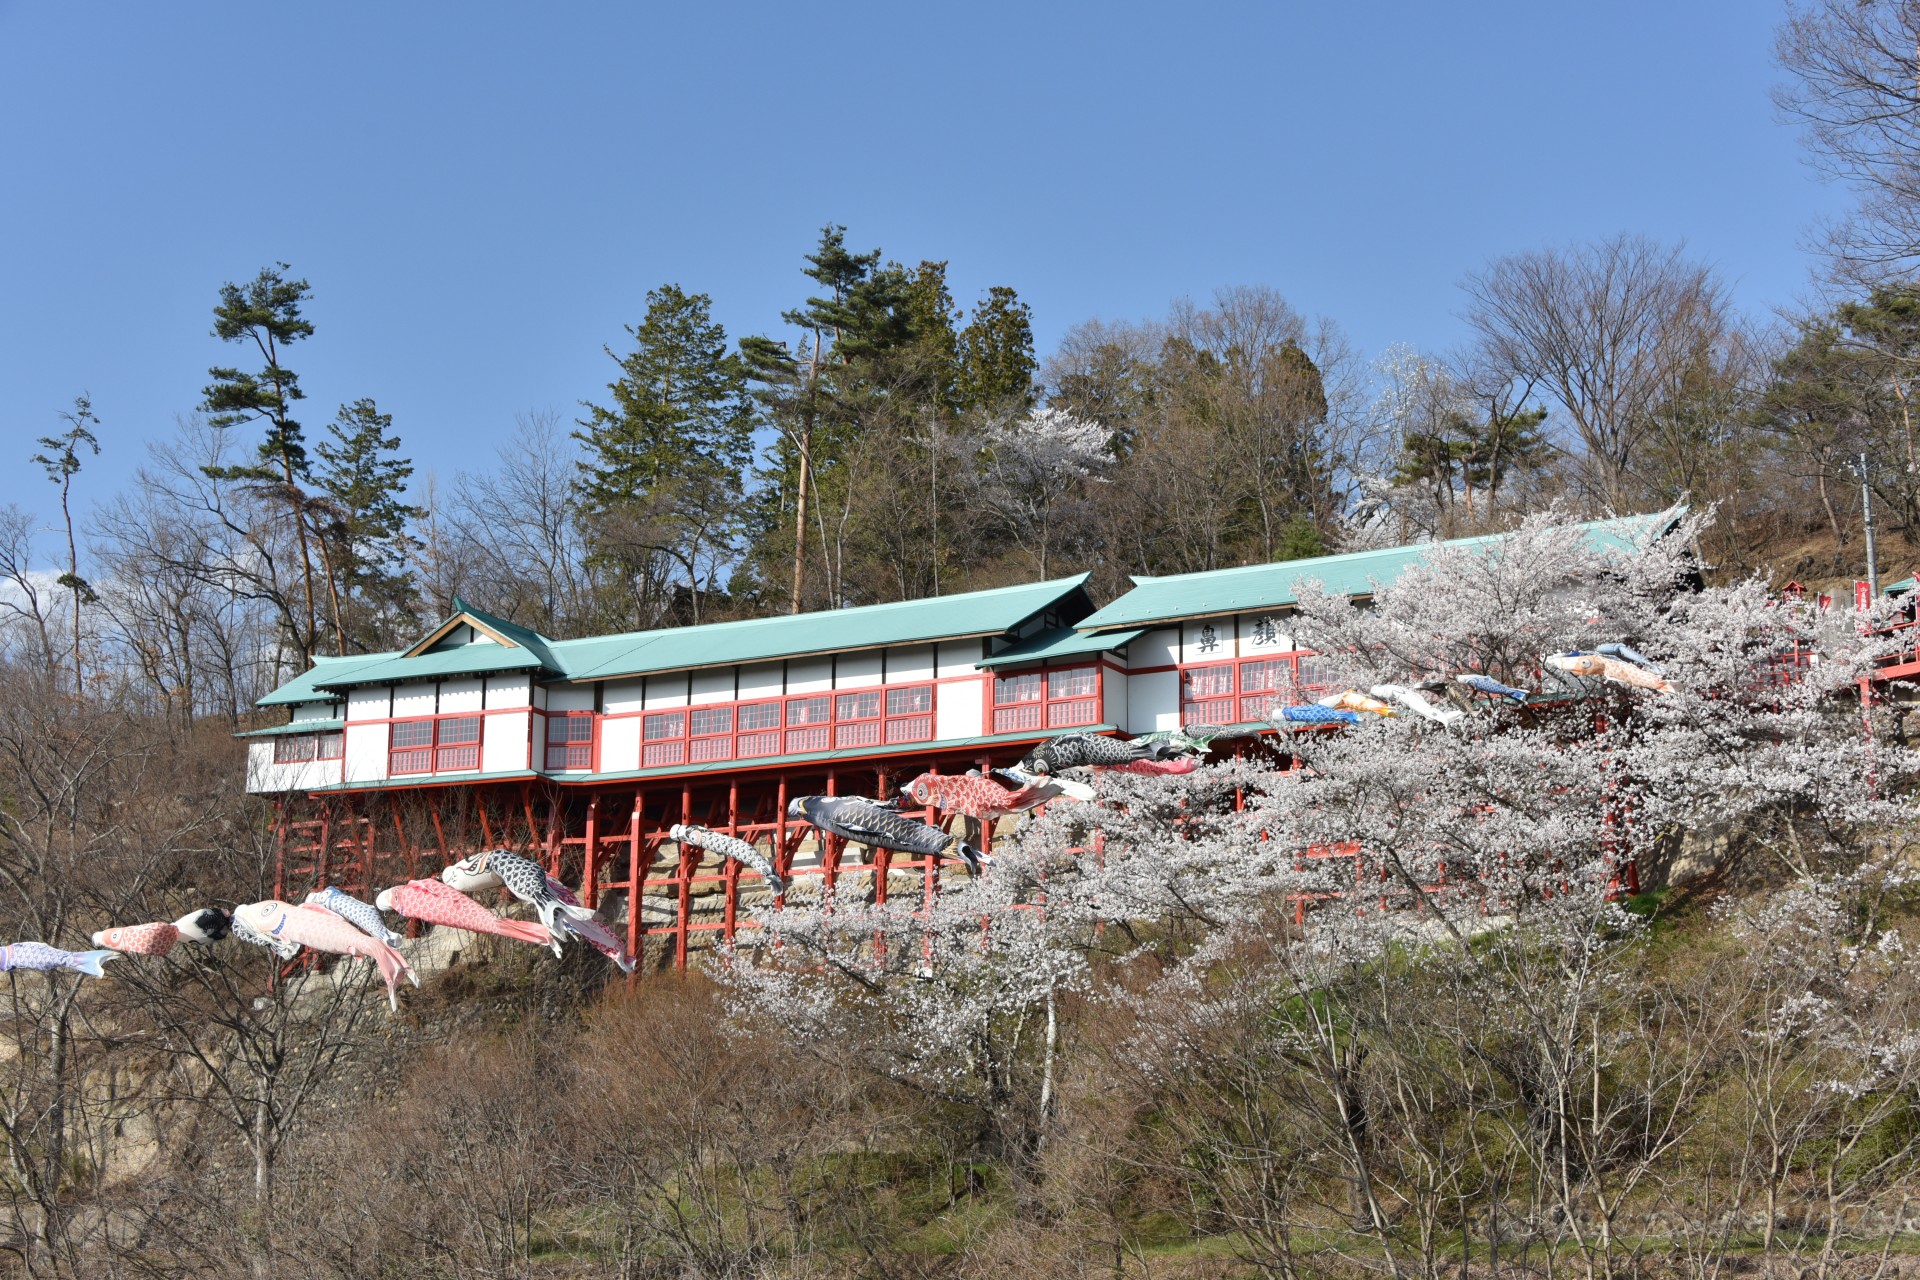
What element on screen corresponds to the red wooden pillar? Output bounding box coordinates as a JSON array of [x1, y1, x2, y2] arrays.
[[582, 794, 601, 910], [676, 782, 694, 970], [773, 774, 791, 907], [626, 789, 648, 979], [722, 778, 741, 940], [821, 769, 841, 896]]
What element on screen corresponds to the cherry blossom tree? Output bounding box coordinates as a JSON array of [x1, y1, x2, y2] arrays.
[[721, 509, 1917, 1265]]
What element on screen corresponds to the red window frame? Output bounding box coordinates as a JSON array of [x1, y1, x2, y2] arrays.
[[635, 684, 937, 767], [992, 664, 1100, 734], [545, 711, 594, 771], [390, 714, 483, 775], [1180, 652, 1325, 725]]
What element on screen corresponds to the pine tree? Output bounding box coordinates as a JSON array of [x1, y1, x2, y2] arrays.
[[314, 398, 422, 651], [956, 285, 1036, 411], [31, 395, 100, 695], [200, 264, 337, 659], [576, 285, 754, 625]]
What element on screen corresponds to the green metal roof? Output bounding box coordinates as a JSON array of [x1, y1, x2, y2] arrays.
[[976, 625, 1143, 670], [1886, 577, 1915, 597], [259, 575, 1095, 707], [554, 575, 1092, 682], [234, 719, 344, 739], [256, 654, 386, 707], [311, 643, 546, 690], [1077, 510, 1688, 632]]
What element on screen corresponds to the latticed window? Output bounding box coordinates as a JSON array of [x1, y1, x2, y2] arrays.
[[994, 665, 1098, 733], [1179, 652, 1327, 726], [1181, 664, 1236, 724], [545, 713, 593, 770], [435, 716, 481, 771], [689, 705, 734, 761], [390, 716, 482, 775], [642, 711, 687, 767], [834, 689, 882, 747], [785, 695, 831, 753], [315, 732, 344, 760], [737, 701, 781, 757], [884, 685, 933, 742], [389, 719, 434, 774]]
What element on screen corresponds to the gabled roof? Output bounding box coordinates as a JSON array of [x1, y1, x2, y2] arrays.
[[1075, 510, 1688, 633], [554, 574, 1094, 682], [260, 575, 1096, 706], [976, 625, 1142, 669]]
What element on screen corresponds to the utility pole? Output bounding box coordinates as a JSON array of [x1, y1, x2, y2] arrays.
[[1859, 452, 1880, 596]]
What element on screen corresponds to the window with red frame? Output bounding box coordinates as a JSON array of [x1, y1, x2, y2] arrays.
[[992, 664, 1099, 733], [1181, 653, 1325, 724], [390, 716, 481, 774], [631, 685, 937, 767], [642, 710, 687, 767], [784, 694, 831, 753], [884, 684, 933, 741], [545, 713, 593, 770], [688, 704, 734, 761], [833, 689, 881, 747]]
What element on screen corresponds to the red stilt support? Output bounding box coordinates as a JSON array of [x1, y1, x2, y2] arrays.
[[722, 778, 740, 941], [582, 795, 600, 909], [676, 782, 694, 971]]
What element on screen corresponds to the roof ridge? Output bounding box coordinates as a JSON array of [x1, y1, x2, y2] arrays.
[[543, 573, 1091, 653]]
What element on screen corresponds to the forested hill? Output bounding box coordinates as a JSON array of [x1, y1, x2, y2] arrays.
[[8, 225, 1916, 719]]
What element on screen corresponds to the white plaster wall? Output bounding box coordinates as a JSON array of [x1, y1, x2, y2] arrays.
[[392, 682, 437, 718], [1103, 662, 1127, 727], [836, 651, 882, 689], [487, 676, 531, 709], [439, 677, 484, 713], [787, 657, 832, 693], [343, 723, 388, 783], [546, 684, 595, 713], [291, 702, 339, 724], [601, 678, 645, 714], [347, 687, 390, 722], [690, 668, 735, 704], [1234, 611, 1295, 658], [1126, 670, 1181, 734], [642, 676, 688, 709], [887, 644, 934, 682], [1132, 629, 1180, 669], [1177, 616, 1234, 666], [738, 662, 783, 699], [246, 744, 339, 794], [598, 716, 641, 772], [935, 678, 984, 740], [481, 710, 529, 773], [935, 640, 980, 679]]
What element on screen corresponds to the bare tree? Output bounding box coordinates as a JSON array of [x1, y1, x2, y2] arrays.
[[1777, 0, 1920, 285], [1461, 234, 1730, 512]]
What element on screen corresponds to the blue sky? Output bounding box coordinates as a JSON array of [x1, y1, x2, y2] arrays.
[[0, 1, 1848, 530]]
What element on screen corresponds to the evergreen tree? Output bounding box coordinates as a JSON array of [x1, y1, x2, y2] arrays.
[[31, 395, 100, 694], [576, 285, 754, 625], [956, 285, 1036, 411], [200, 264, 336, 659], [314, 398, 422, 650]]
